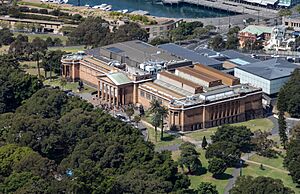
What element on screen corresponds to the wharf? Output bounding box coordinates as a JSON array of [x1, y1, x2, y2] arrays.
[[162, 0, 277, 18]]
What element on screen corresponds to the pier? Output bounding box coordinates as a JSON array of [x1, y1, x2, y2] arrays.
[[162, 0, 277, 18]]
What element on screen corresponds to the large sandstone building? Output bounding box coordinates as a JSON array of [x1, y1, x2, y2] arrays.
[[61, 41, 263, 131]]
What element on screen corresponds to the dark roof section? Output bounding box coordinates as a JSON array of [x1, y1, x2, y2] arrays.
[[193, 48, 219, 57], [158, 43, 223, 67], [221, 50, 260, 64], [236, 58, 299, 80]]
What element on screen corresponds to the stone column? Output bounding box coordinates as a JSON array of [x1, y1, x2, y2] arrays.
[[123, 88, 126, 105], [102, 81, 105, 100], [113, 87, 116, 106], [116, 88, 119, 107], [109, 86, 112, 104], [97, 81, 100, 99], [106, 84, 109, 102]]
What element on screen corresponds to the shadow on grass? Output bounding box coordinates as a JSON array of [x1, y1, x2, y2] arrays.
[[213, 173, 233, 180], [161, 135, 176, 142]]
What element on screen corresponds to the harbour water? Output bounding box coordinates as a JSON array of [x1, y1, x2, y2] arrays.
[[68, 0, 236, 18]]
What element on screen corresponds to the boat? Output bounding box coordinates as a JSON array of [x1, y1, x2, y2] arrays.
[[100, 5, 112, 11], [93, 4, 108, 9], [122, 9, 129, 14]]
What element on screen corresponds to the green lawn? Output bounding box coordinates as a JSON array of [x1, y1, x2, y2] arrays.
[[248, 154, 286, 171], [14, 32, 68, 45], [172, 149, 234, 194], [242, 162, 299, 193], [185, 118, 274, 141], [147, 127, 182, 149], [48, 45, 86, 53], [44, 79, 96, 94]]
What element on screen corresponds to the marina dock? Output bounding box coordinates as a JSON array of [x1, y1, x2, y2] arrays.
[[162, 0, 277, 18]]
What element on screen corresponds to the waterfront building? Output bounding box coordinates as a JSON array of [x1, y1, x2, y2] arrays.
[[142, 19, 183, 40], [158, 43, 224, 69], [283, 14, 300, 31], [61, 44, 263, 131], [239, 25, 272, 48], [278, 0, 300, 7], [234, 58, 298, 95]]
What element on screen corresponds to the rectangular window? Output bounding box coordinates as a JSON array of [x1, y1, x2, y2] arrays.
[[146, 93, 151, 100], [140, 91, 145, 97]]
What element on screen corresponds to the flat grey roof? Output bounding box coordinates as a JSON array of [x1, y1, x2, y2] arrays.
[[101, 40, 181, 64], [158, 43, 223, 66], [221, 50, 260, 64], [193, 48, 219, 57], [236, 58, 298, 80]]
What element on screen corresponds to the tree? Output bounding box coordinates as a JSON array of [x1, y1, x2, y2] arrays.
[[0, 28, 14, 46], [291, 123, 300, 139], [169, 21, 203, 41], [133, 115, 141, 125], [202, 136, 208, 149], [211, 125, 253, 153], [148, 99, 168, 140], [31, 37, 48, 79], [0, 55, 42, 113], [193, 27, 209, 39], [251, 130, 277, 158], [206, 141, 241, 167], [112, 22, 149, 43], [150, 113, 161, 142], [277, 69, 300, 118], [208, 157, 227, 178], [41, 50, 66, 79], [226, 34, 239, 49], [125, 106, 134, 120], [209, 35, 225, 51], [278, 111, 288, 149], [278, 9, 292, 17], [284, 139, 300, 186], [178, 142, 202, 174], [68, 17, 110, 47], [196, 182, 218, 194], [230, 176, 294, 194], [149, 37, 170, 46]]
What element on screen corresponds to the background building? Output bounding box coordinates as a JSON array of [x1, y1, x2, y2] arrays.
[[239, 25, 272, 48], [234, 58, 298, 95]]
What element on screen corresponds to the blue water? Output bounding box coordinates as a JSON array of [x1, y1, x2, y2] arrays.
[[68, 0, 236, 18]]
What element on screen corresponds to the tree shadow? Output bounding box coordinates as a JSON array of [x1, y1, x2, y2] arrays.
[[161, 135, 176, 142], [213, 173, 233, 180]]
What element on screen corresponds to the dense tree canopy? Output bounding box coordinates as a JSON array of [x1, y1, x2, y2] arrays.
[[230, 176, 294, 194], [211, 125, 253, 153], [0, 55, 42, 113], [0, 84, 190, 193], [277, 69, 300, 118], [68, 17, 148, 47], [196, 182, 218, 194], [178, 142, 202, 175], [284, 138, 300, 186]]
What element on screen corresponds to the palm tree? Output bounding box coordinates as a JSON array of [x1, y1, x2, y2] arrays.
[[150, 113, 161, 142], [148, 99, 169, 140], [158, 106, 168, 140]]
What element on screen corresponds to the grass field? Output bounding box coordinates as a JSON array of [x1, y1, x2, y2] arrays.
[[248, 154, 286, 171], [185, 118, 274, 141], [242, 162, 299, 193], [172, 149, 234, 194], [44, 79, 96, 94], [48, 45, 86, 53], [147, 127, 182, 149], [14, 32, 68, 45]]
